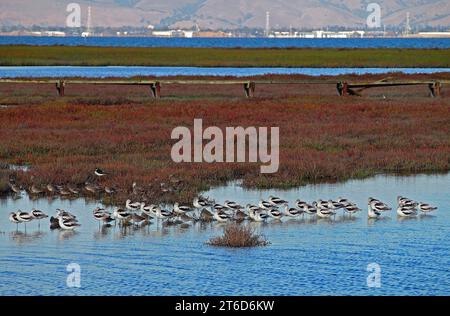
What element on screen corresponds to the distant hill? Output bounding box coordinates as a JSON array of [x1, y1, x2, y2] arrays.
[[1, 0, 449, 29]]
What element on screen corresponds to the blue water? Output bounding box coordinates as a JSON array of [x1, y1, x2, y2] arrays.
[[1, 66, 449, 78], [1, 36, 450, 48], [0, 173, 449, 295]]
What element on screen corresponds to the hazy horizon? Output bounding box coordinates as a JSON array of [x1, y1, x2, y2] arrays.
[[0, 0, 449, 30]]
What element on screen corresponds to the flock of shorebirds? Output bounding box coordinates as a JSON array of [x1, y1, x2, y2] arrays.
[[8, 194, 437, 231], [7, 168, 119, 197], [5, 167, 439, 231]]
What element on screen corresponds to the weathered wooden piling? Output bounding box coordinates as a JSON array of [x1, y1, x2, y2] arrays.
[[150, 81, 161, 98], [429, 81, 441, 97], [244, 81, 256, 98], [56, 80, 65, 96]]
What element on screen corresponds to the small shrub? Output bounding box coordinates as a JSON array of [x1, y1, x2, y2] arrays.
[[207, 224, 269, 248]]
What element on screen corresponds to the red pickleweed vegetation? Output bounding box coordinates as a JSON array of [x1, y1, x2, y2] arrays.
[[0, 74, 449, 204]]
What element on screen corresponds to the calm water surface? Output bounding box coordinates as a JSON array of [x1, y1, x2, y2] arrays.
[[1, 37, 449, 48], [0, 173, 449, 296], [1, 66, 449, 78]]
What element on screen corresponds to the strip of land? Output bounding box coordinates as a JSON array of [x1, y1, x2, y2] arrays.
[[0, 46, 449, 67], [0, 73, 449, 204]]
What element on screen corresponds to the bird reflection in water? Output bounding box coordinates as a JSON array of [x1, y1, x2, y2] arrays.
[[9, 230, 45, 244]]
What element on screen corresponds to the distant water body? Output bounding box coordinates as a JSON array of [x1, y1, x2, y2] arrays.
[[1, 36, 449, 48], [1, 66, 449, 78]]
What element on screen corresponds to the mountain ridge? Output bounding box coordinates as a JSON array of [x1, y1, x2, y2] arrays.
[[0, 0, 449, 29]]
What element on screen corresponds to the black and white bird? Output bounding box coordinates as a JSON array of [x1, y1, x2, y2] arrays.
[[368, 198, 391, 218], [418, 202, 438, 214], [338, 197, 353, 207], [295, 199, 308, 210], [268, 195, 288, 207], [315, 203, 335, 218], [397, 206, 418, 217], [302, 203, 317, 215], [193, 196, 213, 209], [58, 217, 81, 230], [397, 196, 417, 208], [31, 209, 48, 227], [247, 205, 268, 222], [224, 200, 243, 211], [93, 207, 115, 225], [343, 204, 361, 215], [112, 208, 132, 225], [16, 211, 33, 223], [327, 200, 344, 210], [283, 205, 303, 217], [213, 210, 231, 222], [259, 199, 274, 210], [126, 199, 141, 212], [266, 208, 283, 220], [94, 168, 107, 177], [174, 202, 191, 216], [9, 212, 21, 228]]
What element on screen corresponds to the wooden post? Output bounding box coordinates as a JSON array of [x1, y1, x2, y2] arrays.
[[336, 81, 348, 96], [56, 80, 65, 96], [244, 81, 255, 98], [150, 81, 161, 98], [429, 81, 441, 97]]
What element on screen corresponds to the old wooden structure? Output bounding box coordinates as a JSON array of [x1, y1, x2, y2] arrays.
[[0, 78, 446, 98]]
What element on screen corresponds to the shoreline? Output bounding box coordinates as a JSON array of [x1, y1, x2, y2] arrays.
[[0, 72, 449, 204], [0, 46, 449, 68]]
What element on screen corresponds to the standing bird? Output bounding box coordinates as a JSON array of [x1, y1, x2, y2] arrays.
[[58, 217, 80, 230], [343, 204, 361, 216], [126, 199, 141, 212], [316, 205, 335, 219], [213, 210, 231, 223], [94, 168, 107, 177], [9, 212, 21, 229], [193, 196, 213, 209], [368, 198, 391, 218], [112, 208, 131, 225], [174, 202, 191, 216], [31, 209, 48, 227], [16, 211, 33, 229]]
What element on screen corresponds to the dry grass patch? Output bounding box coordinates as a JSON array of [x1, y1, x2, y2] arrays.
[[207, 224, 270, 248]]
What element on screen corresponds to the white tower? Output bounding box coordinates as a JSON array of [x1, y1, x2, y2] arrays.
[[265, 11, 270, 37], [405, 12, 411, 36], [86, 6, 92, 35]]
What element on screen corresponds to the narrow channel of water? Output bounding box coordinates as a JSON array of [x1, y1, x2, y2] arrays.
[[1, 66, 449, 78]]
